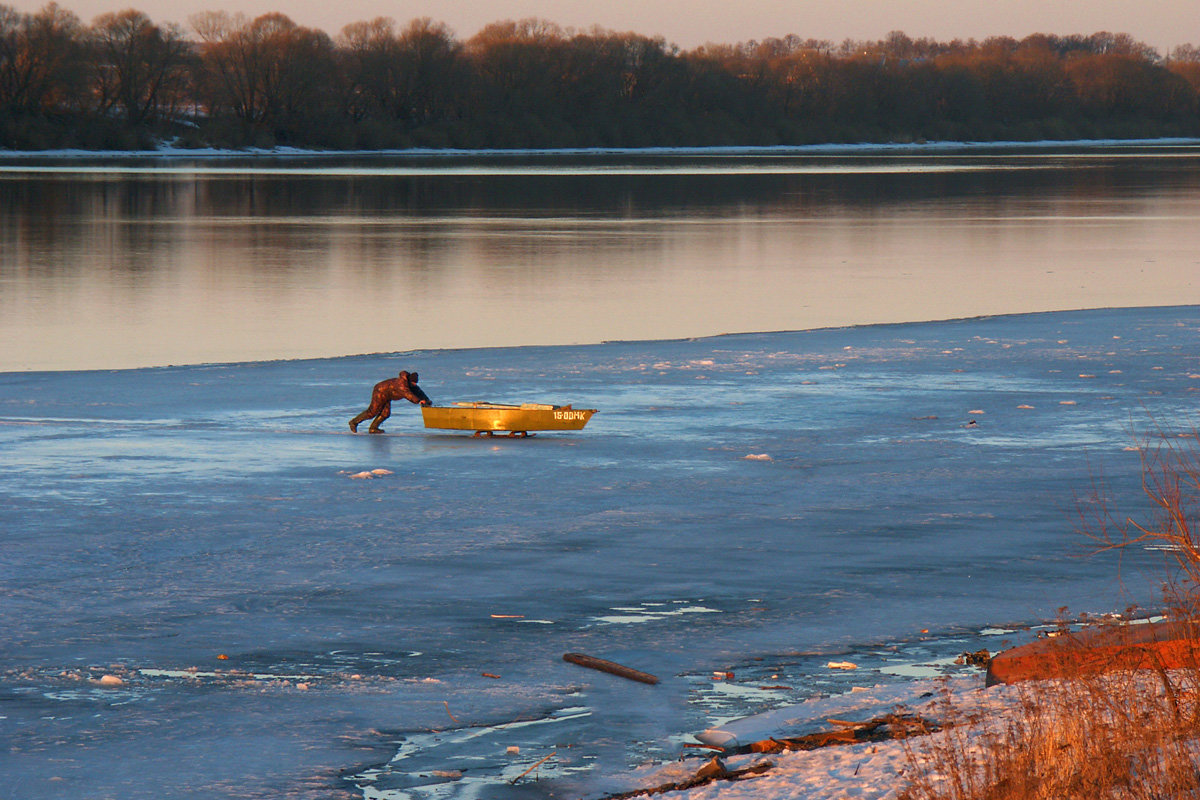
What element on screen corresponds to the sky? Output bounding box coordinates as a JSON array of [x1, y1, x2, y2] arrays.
[[8, 0, 1198, 52]]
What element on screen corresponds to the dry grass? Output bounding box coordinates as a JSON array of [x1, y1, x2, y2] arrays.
[[900, 429, 1200, 800], [900, 670, 1200, 800]]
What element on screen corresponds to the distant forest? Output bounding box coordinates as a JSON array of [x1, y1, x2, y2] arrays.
[[3, 4, 1200, 150]]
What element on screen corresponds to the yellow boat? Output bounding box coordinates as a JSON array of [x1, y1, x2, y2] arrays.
[[421, 402, 597, 437]]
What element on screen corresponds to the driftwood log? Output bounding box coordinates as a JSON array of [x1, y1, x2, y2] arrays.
[[600, 759, 774, 799], [563, 653, 659, 684], [598, 712, 939, 800], [734, 713, 938, 754]]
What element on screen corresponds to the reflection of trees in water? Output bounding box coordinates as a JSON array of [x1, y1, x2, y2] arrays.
[[4, 154, 1200, 370], [5, 150, 1200, 215], [0, 177, 198, 280], [3, 152, 1200, 289]]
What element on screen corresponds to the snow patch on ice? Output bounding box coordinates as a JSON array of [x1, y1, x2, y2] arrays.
[[344, 468, 394, 479], [592, 602, 722, 625]]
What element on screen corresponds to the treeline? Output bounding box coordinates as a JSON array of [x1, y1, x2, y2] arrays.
[[3, 4, 1200, 150]]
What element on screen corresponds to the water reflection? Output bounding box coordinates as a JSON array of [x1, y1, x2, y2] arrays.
[[2, 147, 1200, 371]]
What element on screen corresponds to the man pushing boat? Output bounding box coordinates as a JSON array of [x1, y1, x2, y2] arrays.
[[349, 370, 432, 433]]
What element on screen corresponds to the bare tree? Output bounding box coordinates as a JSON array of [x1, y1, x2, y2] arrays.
[[89, 9, 190, 123], [0, 2, 86, 114], [337, 16, 399, 120], [190, 10, 335, 132]]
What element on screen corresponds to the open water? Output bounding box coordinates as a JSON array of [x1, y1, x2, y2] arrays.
[[2, 143, 1200, 371]]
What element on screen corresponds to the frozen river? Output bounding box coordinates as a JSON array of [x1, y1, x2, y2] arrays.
[[3, 306, 1197, 799]]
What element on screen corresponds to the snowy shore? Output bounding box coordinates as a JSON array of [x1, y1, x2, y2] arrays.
[[1, 136, 1198, 160], [622, 676, 995, 800]]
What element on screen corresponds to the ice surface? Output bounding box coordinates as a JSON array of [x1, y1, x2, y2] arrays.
[[2, 306, 1198, 799]]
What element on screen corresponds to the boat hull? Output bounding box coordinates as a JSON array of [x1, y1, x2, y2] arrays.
[[421, 403, 596, 435]]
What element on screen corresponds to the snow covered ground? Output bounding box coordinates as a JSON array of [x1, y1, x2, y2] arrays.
[[624, 676, 999, 800], [2, 306, 1198, 800], [2, 137, 1198, 160]]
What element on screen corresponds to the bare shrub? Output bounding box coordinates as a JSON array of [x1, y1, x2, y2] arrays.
[[1082, 427, 1200, 617], [901, 427, 1200, 799]]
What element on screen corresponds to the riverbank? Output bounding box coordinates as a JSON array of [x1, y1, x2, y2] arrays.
[[614, 675, 992, 800], [617, 662, 1199, 800], [617, 618, 1200, 799]]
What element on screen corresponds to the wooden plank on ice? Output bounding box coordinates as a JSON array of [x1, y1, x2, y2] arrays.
[[563, 653, 659, 684]]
